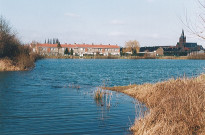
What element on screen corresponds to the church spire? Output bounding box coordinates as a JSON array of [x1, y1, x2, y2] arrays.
[[181, 29, 184, 37]]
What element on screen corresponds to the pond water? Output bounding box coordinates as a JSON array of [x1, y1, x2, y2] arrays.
[[0, 59, 204, 135]]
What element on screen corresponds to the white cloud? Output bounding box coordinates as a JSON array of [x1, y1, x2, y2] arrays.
[[108, 32, 127, 36], [110, 20, 125, 25], [65, 12, 80, 18]]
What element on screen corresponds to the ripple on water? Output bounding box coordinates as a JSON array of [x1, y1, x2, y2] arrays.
[[0, 59, 204, 135]]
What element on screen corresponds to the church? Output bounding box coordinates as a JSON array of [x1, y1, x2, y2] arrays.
[[176, 30, 203, 52], [139, 30, 204, 56]]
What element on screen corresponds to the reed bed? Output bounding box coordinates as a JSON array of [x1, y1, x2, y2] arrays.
[[187, 54, 205, 60], [104, 75, 205, 135]]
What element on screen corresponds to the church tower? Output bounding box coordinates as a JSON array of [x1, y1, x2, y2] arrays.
[[176, 29, 186, 49], [179, 29, 186, 47]]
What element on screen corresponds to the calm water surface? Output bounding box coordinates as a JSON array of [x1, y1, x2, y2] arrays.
[[0, 59, 204, 135]]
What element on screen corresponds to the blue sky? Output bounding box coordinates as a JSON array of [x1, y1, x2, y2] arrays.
[[0, 0, 204, 47]]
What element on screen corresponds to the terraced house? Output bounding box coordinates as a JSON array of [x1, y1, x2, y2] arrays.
[[31, 43, 120, 56]]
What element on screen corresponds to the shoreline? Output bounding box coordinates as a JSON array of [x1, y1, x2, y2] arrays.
[[103, 75, 205, 135], [0, 57, 36, 72], [41, 55, 205, 60], [0, 58, 22, 71], [0, 53, 42, 72]]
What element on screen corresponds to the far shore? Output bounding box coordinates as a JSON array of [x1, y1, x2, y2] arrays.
[[103, 74, 205, 135], [42, 54, 205, 60]]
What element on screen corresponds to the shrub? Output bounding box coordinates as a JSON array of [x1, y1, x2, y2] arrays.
[[0, 16, 38, 70]]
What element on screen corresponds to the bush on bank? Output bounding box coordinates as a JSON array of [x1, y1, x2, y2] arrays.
[[0, 16, 41, 71]]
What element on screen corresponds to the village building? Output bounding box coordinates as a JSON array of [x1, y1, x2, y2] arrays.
[[31, 43, 120, 56], [139, 47, 164, 56], [139, 30, 204, 56]]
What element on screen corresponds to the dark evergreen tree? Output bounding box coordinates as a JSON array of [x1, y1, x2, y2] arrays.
[[120, 47, 124, 56], [70, 48, 73, 55], [132, 48, 137, 56], [64, 48, 69, 55], [53, 38, 55, 44]]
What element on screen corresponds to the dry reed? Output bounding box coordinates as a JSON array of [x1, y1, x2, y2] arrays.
[[94, 88, 104, 101], [104, 75, 205, 135], [188, 54, 205, 60]]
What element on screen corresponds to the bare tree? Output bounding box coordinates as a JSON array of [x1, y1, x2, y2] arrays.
[[0, 16, 20, 58], [182, 0, 205, 40], [124, 40, 140, 54]]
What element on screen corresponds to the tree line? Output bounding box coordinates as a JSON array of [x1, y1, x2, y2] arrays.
[[64, 48, 73, 55], [45, 38, 60, 44]]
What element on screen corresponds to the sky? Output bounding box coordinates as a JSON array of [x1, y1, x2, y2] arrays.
[[0, 0, 204, 47]]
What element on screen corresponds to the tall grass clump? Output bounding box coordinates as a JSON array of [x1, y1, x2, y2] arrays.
[[94, 88, 104, 101], [104, 74, 205, 135]]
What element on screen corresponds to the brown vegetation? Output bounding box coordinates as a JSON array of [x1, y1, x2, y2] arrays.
[[103, 75, 205, 135], [0, 52, 41, 71], [94, 88, 104, 101], [188, 54, 205, 60], [0, 57, 20, 71], [0, 16, 41, 71]]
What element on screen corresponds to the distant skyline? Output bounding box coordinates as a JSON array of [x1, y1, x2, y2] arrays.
[[0, 0, 204, 47]]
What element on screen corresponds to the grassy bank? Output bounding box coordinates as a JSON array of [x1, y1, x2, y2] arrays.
[[0, 53, 42, 71], [103, 75, 205, 135]]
